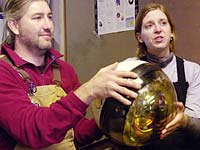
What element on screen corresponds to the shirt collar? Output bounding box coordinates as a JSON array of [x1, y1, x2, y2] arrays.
[[1, 43, 63, 67], [144, 51, 174, 68]]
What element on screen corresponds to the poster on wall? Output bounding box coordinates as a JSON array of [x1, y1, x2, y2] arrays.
[[95, 0, 138, 35], [0, 12, 4, 44]]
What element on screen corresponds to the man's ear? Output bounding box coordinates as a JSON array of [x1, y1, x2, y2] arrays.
[[7, 19, 19, 35], [135, 32, 143, 43]]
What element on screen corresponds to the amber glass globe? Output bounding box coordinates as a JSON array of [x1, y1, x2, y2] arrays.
[[91, 59, 177, 147]]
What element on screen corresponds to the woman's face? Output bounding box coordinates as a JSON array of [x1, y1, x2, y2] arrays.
[[136, 9, 173, 57]]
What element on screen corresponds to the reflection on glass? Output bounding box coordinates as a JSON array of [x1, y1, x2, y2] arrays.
[[92, 61, 177, 147]]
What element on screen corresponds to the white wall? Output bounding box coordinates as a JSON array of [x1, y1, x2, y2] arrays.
[[0, 13, 4, 44], [0, 0, 5, 44]]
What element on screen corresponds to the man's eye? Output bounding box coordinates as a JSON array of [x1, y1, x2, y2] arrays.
[[33, 16, 41, 20], [48, 15, 53, 20]]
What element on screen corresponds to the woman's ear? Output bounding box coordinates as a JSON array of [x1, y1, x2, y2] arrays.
[[7, 19, 20, 35], [135, 32, 143, 43], [170, 33, 174, 41]]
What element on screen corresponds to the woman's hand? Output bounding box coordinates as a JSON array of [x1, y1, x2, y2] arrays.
[[160, 102, 188, 139]]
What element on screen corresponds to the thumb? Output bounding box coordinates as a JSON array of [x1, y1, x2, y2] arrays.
[[176, 102, 184, 111]]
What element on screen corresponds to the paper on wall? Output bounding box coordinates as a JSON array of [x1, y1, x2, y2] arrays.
[[96, 0, 136, 35]]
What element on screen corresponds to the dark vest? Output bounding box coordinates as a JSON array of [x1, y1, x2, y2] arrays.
[[173, 56, 189, 105]]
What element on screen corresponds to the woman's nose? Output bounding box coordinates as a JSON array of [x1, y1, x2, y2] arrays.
[[154, 24, 162, 33]]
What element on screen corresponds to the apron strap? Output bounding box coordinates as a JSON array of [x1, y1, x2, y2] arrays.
[[52, 62, 61, 85], [0, 54, 61, 84], [0, 55, 30, 81]]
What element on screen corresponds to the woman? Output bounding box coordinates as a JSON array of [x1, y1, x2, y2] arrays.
[[131, 2, 200, 150]]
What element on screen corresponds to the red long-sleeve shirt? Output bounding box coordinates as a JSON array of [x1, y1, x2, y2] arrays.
[[0, 43, 102, 149]]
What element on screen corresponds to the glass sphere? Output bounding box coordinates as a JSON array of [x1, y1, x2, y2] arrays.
[[91, 59, 177, 147]]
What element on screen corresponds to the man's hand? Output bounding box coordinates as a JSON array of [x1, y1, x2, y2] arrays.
[[75, 62, 141, 105]]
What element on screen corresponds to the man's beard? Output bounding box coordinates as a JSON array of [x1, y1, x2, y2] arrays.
[[19, 32, 53, 51], [38, 37, 52, 50]]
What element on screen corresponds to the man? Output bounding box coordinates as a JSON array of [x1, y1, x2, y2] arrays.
[[0, 0, 141, 149]]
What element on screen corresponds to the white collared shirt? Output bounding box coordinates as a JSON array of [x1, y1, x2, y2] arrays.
[[162, 55, 200, 118]]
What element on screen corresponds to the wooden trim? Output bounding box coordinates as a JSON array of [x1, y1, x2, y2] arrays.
[[59, 0, 67, 61]]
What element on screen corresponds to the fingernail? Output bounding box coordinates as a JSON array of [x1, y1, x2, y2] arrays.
[[126, 100, 132, 105]]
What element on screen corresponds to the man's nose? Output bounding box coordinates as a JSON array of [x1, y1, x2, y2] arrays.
[[43, 17, 52, 29]]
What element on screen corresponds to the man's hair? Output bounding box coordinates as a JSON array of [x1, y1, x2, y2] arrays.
[[2, 0, 48, 46], [135, 3, 176, 58]]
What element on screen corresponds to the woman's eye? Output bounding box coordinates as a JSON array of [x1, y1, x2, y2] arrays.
[[145, 24, 152, 29], [161, 21, 167, 26]]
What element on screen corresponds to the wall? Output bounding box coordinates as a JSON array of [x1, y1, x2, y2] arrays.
[[0, 1, 4, 10], [66, 0, 138, 84], [66, 0, 200, 85], [0, 0, 5, 44]]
